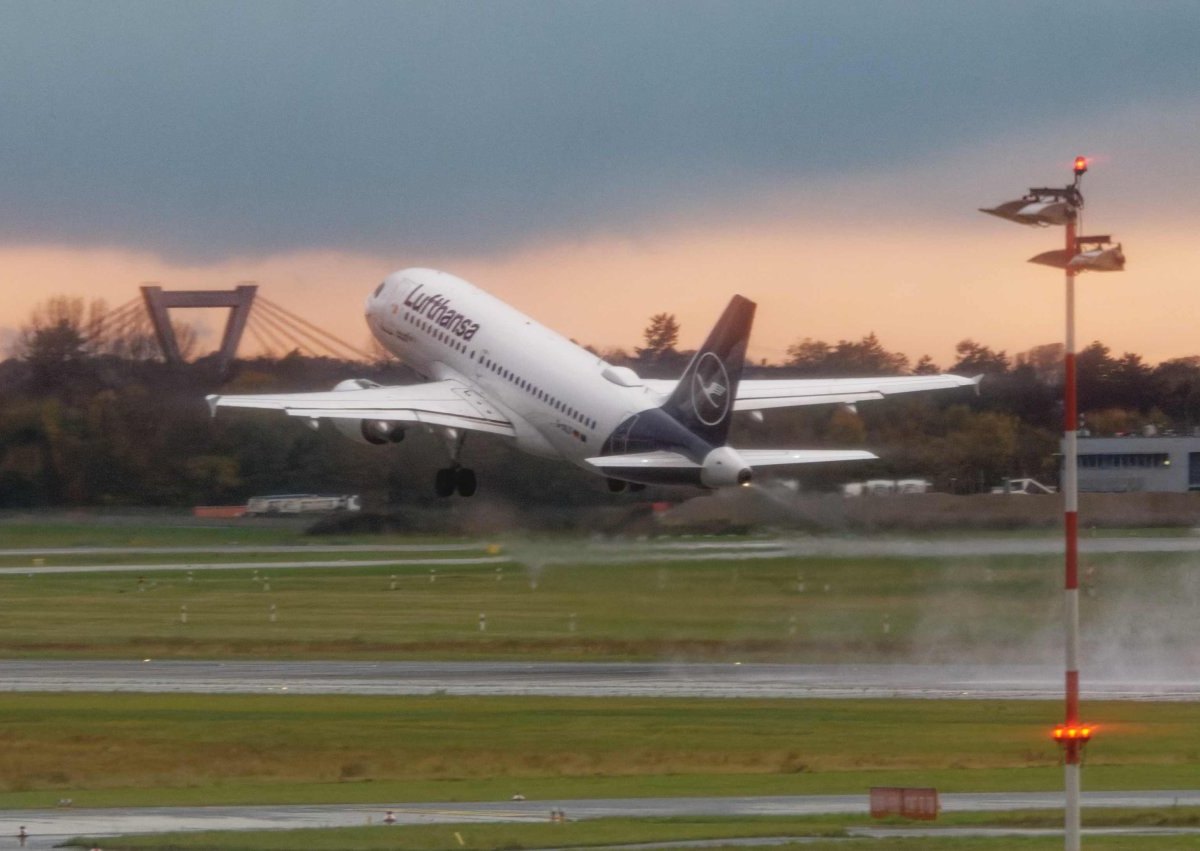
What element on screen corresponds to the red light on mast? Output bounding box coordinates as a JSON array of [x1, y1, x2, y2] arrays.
[[1053, 723, 1096, 743], [1074, 156, 1088, 176]]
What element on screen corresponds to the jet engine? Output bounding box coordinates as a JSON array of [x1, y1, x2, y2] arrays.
[[334, 417, 406, 445], [329, 379, 406, 445]]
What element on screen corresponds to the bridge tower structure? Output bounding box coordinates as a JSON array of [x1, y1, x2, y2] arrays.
[[140, 284, 258, 373]]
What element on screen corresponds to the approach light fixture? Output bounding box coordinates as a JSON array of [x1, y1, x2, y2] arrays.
[[979, 187, 1082, 227], [1028, 236, 1126, 272], [1068, 244, 1125, 272], [1016, 199, 1074, 227], [979, 197, 1039, 223]]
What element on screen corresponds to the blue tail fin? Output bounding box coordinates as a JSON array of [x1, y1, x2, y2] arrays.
[[662, 295, 755, 446]]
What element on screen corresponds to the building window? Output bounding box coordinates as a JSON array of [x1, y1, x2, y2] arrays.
[[1078, 453, 1170, 469]]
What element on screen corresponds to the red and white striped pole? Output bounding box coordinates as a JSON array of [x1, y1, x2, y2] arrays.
[[1063, 158, 1083, 851]]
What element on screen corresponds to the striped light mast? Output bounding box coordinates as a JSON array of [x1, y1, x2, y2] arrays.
[[1061, 155, 1085, 851], [980, 156, 1125, 851]]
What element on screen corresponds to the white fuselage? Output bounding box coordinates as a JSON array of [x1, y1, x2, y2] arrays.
[[365, 268, 662, 470]]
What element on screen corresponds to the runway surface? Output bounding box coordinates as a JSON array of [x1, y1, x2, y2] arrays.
[[4, 791, 1200, 849], [2, 660, 1197, 701], [7, 533, 1200, 576]]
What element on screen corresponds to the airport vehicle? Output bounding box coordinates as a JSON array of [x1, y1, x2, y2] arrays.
[[842, 479, 931, 497], [990, 478, 1057, 495], [244, 494, 361, 516], [208, 269, 976, 496]]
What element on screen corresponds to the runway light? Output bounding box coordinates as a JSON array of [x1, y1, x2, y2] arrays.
[[1053, 723, 1096, 743]]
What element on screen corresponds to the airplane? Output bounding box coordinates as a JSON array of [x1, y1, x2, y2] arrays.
[[207, 268, 978, 497]]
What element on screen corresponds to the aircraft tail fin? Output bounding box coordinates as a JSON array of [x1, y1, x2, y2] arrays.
[[663, 295, 755, 446]]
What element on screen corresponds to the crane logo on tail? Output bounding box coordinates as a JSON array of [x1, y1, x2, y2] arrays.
[[691, 351, 731, 426]]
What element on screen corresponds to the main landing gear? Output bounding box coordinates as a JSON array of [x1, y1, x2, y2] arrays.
[[434, 427, 477, 498], [435, 466, 477, 498]]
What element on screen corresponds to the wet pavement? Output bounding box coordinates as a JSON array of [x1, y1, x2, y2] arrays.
[[5, 791, 1200, 849], [1, 659, 1196, 701]]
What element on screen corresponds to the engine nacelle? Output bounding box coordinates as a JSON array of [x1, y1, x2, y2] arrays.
[[700, 446, 752, 488], [329, 379, 406, 445], [333, 417, 406, 445]]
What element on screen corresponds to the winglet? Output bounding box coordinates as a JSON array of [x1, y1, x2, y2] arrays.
[[206, 394, 221, 417], [972, 374, 983, 396]]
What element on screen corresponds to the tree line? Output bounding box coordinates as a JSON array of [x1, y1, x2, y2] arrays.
[[3, 298, 1200, 508]]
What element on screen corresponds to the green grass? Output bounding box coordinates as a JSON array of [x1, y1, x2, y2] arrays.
[[0, 519, 310, 549], [1, 692, 1197, 809], [66, 817, 847, 851], [63, 812, 1200, 851], [1, 547, 1196, 661]]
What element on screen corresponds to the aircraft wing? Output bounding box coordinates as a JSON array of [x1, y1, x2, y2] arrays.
[[644, 374, 979, 411], [206, 380, 516, 437]]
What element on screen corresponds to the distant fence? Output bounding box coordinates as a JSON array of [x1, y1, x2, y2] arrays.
[[192, 506, 247, 519], [869, 786, 939, 820]]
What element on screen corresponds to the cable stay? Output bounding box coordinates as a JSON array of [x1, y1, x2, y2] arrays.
[[251, 304, 322, 358], [256, 296, 374, 361]]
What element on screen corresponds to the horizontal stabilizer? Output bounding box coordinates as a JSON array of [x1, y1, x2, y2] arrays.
[[736, 448, 877, 466], [586, 451, 699, 470], [587, 448, 877, 470]]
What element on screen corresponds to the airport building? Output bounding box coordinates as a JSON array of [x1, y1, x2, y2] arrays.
[[1068, 434, 1200, 493]]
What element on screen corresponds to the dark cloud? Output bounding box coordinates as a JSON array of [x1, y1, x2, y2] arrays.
[[1, 0, 1196, 262]]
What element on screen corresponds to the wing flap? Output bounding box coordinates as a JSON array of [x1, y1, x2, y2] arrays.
[[734, 374, 979, 411], [207, 380, 516, 437], [645, 374, 979, 411]]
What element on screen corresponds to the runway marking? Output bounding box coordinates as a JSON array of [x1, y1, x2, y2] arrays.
[[0, 556, 511, 575], [0, 544, 487, 556], [390, 806, 545, 819]]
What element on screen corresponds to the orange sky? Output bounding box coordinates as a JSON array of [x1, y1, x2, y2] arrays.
[[0, 211, 1191, 369], [5, 3, 1198, 376]]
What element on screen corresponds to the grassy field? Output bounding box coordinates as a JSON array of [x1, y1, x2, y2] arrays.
[[0, 518, 328, 549], [1, 692, 1198, 809], [4, 519, 1198, 849], [1, 544, 1197, 663]]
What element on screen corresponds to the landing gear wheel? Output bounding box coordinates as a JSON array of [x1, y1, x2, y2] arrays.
[[456, 468, 477, 497], [435, 468, 457, 498], [606, 478, 627, 493]]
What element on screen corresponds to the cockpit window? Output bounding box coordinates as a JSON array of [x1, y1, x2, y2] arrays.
[[373, 281, 387, 298]]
